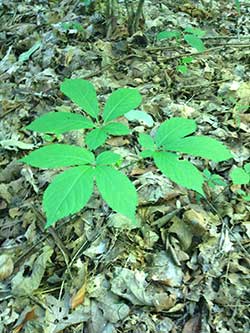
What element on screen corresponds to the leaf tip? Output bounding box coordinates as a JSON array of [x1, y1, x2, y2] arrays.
[[25, 124, 33, 131], [17, 158, 25, 164], [44, 221, 54, 229]]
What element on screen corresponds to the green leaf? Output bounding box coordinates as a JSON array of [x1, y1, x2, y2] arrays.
[[81, 0, 92, 5], [243, 194, 250, 201], [125, 110, 154, 127], [210, 175, 227, 187], [85, 128, 107, 150], [230, 167, 250, 185], [19, 144, 95, 168], [155, 117, 196, 148], [95, 165, 138, 220], [60, 79, 99, 119], [181, 56, 194, 64], [26, 112, 94, 134], [42, 134, 54, 142], [156, 30, 181, 41], [176, 65, 188, 74], [103, 88, 142, 123], [244, 163, 250, 175], [140, 150, 154, 158], [203, 168, 211, 178], [103, 122, 130, 136], [43, 166, 94, 227], [138, 133, 155, 150], [18, 41, 42, 62], [184, 27, 206, 37], [234, 0, 241, 14], [153, 152, 204, 195], [165, 136, 232, 162], [96, 151, 121, 165], [61, 22, 84, 32], [184, 34, 205, 52]]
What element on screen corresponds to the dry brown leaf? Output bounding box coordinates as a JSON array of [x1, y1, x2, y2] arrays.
[[71, 282, 87, 309], [0, 254, 14, 281], [12, 308, 36, 333], [106, 137, 130, 146]]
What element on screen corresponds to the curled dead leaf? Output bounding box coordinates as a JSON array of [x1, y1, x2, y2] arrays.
[[0, 254, 14, 281], [71, 282, 87, 309], [13, 308, 36, 333]]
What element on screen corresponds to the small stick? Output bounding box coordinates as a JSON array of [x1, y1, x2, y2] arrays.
[[31, 205, 71, 264]]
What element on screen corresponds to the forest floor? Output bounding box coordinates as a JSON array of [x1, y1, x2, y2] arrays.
[[0, 1, 250, 332]]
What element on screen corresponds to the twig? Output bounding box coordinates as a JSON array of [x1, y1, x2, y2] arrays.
[[207, 43, 250, 47], [131, 0, 145, 34], [84, 42, 249, 80], [14, 234, 47, 269], [58, 222, 108, 300], [82, 53, 144, 79], [202, 35, 250, 40], [31, 205, 71, 264], [178, 79, 231, 90]]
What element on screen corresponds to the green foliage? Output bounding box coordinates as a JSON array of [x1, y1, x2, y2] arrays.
[[176, 57, 194, 73], [156, 30, 181, 41], [155, 117, 196, 147], [228, 96, 250, 128], [203, 169, 227, 189], [27, 79, 141, 151], [80, 0, 93, 5], [234, 0, 241, 14], [95, 166, 138, 221], [176, 65, 187, 74], [85, 128, 107, 150], [230, 164, 250, 201], [103, 88, 142, 123], [60, 79, 99, 119], [21, 144, 137, 227], [21, 79, 141, 227], [181, 56, 194, 64], [61, 22, 84, 32], [59, 79, 140, 150], [138, 133, 155, 150], [19, 144, 95, 168], [183, 34, 205, 52], [157, 27, 206, 52], [163, 136, 232, 162], [102, 122, 130, 136], [44, 166, 94, 227], [18, 41, 42, 62], [96, 151, 121, 165], [140, 117, 232, 195], [21, 80, 233, 228], [26, 111, 94, 134], [230, 165, 250, 185], [153, 151, 204, 194], [183, 27, 206, 37]]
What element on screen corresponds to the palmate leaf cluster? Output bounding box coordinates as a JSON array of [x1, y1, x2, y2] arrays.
[[157, 27, 206, 52], [21, 79, 140, 227], [28, 78, 142, 150], [139, 117, 232, 195], [230, 163, 250, 201], [20, 79, 232, 228]]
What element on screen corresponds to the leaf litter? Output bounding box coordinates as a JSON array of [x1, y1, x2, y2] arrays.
[[0, 0, 250, 332]]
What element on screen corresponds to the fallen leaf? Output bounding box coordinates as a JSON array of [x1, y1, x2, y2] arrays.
[[71, 282, 87, 309], [0, 254, 14, 281], [13, 308, 36, 333], [182, 314, 201, 333]]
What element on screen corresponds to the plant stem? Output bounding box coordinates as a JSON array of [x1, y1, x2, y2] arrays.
[[131, 0, 145, 34]]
